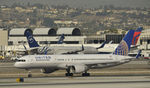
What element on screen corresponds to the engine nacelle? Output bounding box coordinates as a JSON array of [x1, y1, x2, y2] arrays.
[[71, 65, 88, 74], [41, 68, 57, 74]]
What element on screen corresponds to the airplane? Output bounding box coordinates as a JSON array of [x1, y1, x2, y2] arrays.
[[14, 29, 138, 77], [97, 27, 143, 54], [24, 30, 106, 54], [25, 30, 84, 54]]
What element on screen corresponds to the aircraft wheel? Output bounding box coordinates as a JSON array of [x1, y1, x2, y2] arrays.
[[82, 73, 90, 76], [28, 74, 32, 77], [65, 73, 73, 77], [70, 73, 73, 76]]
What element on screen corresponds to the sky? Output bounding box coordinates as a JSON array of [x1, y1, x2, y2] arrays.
[[0, 0, 150, 8]]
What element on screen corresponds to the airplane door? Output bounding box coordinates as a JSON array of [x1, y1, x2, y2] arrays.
[[28, 56, 33, 64]]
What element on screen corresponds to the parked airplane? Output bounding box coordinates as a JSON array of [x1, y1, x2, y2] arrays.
[[15, 29, 138, 77], [24, 30, 106, 54], [97, 27, 143, 54]]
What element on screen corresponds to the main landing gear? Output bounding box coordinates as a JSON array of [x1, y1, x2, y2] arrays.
[[65, 68, 90, 77], [65, 68, 73, 77]]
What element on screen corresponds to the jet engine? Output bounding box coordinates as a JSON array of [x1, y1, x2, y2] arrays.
[[71, 65, 88, 74], [41, 68, 57, 74]]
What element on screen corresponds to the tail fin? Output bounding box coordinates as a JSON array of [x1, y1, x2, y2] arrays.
[[113, 30, 135, 56], [24, 30, 40, 48], [132, 27, 143, 45], [135, 50, 142, 59], [96, 41, 106, 49], [57, 34, 65, 44]]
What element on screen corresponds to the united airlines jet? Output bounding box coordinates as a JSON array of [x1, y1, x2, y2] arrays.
[[24, 30, 105, 54], [97, 27, 143, 54], [14, 30, 139, 77]]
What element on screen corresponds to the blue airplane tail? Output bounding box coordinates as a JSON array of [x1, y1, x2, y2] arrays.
[[132, 27, 143, 45], [57, 34, 65, 44], [113, 30, 135, 56], [24, 30, 40, 48]]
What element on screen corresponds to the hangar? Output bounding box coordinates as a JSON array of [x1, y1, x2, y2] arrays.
[[57, 28, 81, 36], [8, 27, 85, 45], [33, 28, 56, 36]]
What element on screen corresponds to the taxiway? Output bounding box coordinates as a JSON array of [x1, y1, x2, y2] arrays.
[[0, 76, 150, 88]]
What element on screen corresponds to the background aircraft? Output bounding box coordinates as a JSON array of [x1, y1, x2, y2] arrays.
[[25, 30, 106, 54], [97, 27, 143, 54]]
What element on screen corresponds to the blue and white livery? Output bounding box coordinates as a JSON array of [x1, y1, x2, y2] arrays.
[[15, 29, 138, 77]]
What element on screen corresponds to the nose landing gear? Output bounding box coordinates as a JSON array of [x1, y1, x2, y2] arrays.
[[26, 69, 32, 77]]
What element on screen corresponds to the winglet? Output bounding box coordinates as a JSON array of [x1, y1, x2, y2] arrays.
[[108, 40, 113, 44], [57, 34, 65, 44], [135, 50, 142, 59], [96, 41, 106, 49]]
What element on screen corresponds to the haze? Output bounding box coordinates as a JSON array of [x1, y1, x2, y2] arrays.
[[0, 0, 150, 8]]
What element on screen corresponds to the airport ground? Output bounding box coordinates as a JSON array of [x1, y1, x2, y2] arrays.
[[1, 60, 150, 88], [0, 60, 150, 77], [1, 76, 150, 88]]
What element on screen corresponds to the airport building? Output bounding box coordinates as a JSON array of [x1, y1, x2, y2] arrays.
[[0, 27, 150, 57], [139, 29, 150, 57], [8, 28, 86, 45], [0, 29, 8, 51]]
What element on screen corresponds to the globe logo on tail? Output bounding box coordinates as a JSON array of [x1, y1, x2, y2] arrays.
[[114, 40, 128, 56], [28, 36, 34, 43]]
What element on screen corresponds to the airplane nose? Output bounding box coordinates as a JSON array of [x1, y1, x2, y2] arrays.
[[14, 62, 22, 68], [14, 62, 28, 69], [14, 62, 19, 67]]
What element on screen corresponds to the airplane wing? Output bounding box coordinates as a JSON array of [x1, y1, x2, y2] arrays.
[[54, 45, 84, 54], [65, 45, 84, 54]]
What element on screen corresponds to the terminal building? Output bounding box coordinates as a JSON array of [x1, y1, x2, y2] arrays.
[[8, 28, 86, 45], [0, 29, 8, 52], [8, 27, 125, 45], [139, 29, 150, 57]]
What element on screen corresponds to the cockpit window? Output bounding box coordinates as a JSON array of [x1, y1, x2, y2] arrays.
[[16, 59, 26, 62]]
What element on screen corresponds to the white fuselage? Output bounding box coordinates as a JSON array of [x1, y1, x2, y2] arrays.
[[14, 54, 132, 70]]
